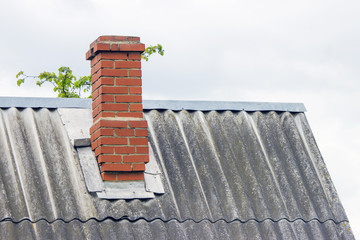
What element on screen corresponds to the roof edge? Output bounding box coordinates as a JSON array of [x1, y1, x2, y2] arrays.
[[0, 97, 306, 112], [144, 100, 306, 112], [0, 97, 91, 109]]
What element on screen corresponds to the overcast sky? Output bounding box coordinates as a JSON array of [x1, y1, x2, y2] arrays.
[[0, 0, 359, 237]]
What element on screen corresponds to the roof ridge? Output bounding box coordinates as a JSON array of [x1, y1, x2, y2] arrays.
[[0, 97, 306, 112], [0, 216, 349, 225]]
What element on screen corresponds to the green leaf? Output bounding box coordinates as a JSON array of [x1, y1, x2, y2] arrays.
[[16, 79, 24, 86], [16, 71, 24, 78]]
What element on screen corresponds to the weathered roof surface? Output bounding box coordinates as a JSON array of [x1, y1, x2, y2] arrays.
[[0, 98, 354, 239]]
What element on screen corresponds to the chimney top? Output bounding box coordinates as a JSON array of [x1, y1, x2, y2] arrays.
[[86, 35, 145, 61]]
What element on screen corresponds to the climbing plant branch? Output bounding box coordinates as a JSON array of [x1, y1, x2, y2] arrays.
[[16, 44, 164, 98]]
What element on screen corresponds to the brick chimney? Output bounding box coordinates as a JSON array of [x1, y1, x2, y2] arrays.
[[86, 36, 149, 181]]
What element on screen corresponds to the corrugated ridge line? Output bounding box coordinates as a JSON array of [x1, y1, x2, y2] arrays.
[[0, 216, 349, 225]]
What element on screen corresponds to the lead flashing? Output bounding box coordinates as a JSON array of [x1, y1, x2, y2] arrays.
[[0, 97, 306, 112]]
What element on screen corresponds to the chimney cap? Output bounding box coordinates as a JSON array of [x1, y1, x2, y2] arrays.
[[86, 35, 144, 60], [90, 35, 141, 46]]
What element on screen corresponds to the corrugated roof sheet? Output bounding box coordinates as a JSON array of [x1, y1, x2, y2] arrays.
[[0, 100, 354, 239]]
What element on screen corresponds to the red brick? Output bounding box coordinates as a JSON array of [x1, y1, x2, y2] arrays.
[[99, 119, 128, 128], [86, 50, 92, 61], [114, 129, 134, 136], [92, 77, 114, 91], [135, 129, 148, 137], [129, 120, 148, 128], [130, 103, 143, 111], [129, 138, 149, 146], [116, 112, 143, 118], [118, 43, 145, 52], [129, 70, 142, 77], [91, 142, 97, 151], [115, 146, 136, 154], [101, 172, 117, 181], [136, 146, 149, 154], [117, 172, 144, 181], [98, 154, 122, 163], [90, 54, 101, 66], [92, 60, 114, 75], [91, 72, 101, 84], [92, 95, 115, 109], [128, 52, 141, 60], [99, 103, 128, 111], [90, 128, 114, 142], [92, 120, 127, 132], [97, 36, 128, 42], [123, 155, 149, 163], [115, 61, 141, 69], [111, 44, 119, 51], [95, 146, 114, 157], [127, 36, 140, 42], [92, 137, 127, 150], [97, 52, 127, 60], [99, 86, 128, 94], [94, 43, 111, 52], [101, 163, 132, 172], [100, 69, 127, 77], [132, 163, 146, 171], [93, 112, 116, 122], [129, 87, 142, 94], [92, 89, 99, 100], [116, 78, 142, 86], [115, 95, 142, 103]]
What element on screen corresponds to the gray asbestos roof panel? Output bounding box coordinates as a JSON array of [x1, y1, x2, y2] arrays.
[[0, 103, 354, 239]]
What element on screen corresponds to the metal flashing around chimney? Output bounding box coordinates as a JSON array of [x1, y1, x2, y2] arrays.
[[58, 107, 162, 199], [76, 146, 103, 192]]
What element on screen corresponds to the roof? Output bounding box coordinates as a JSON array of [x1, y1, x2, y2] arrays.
[[0, 97, 354, 239]]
